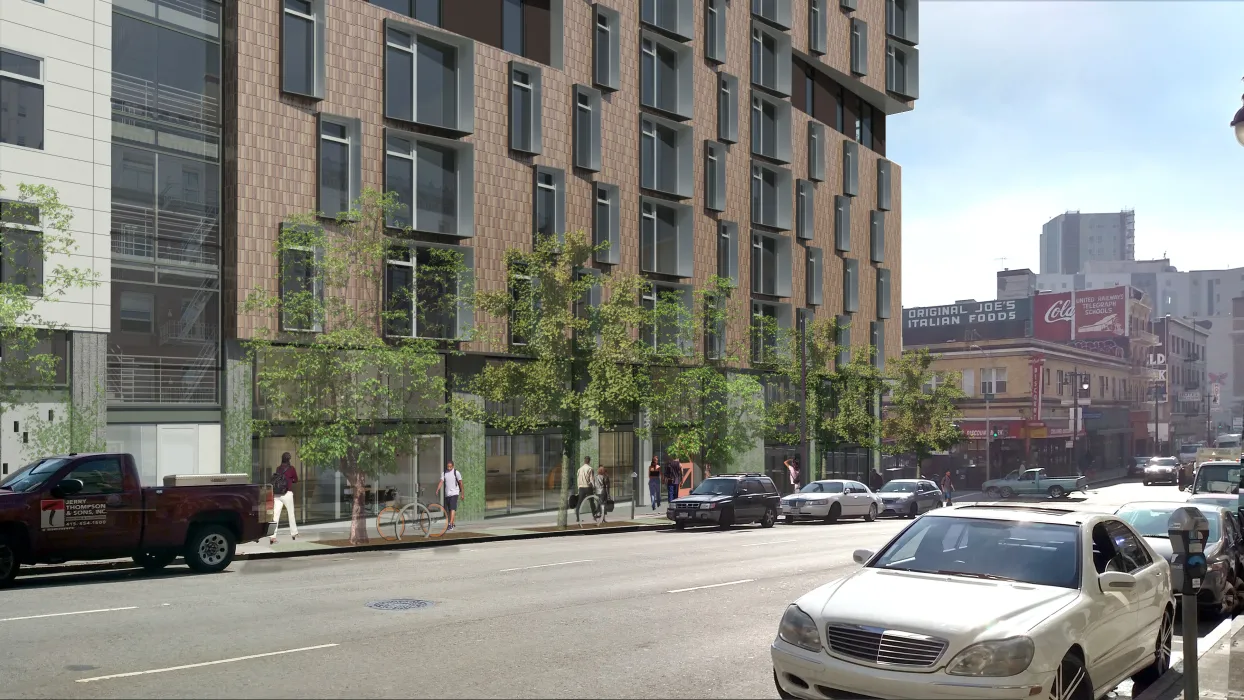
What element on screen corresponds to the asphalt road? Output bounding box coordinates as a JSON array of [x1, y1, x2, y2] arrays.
[[0, 479, 1229, 699]]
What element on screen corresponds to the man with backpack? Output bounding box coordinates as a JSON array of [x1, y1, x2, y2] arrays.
[[270, 452, 299, 544], [435, 461, 465, 532]]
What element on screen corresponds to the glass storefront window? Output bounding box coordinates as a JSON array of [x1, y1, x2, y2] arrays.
[[512, 434, 543, 513], [485, 435, 511, 516], [599, 430, 634, 502]]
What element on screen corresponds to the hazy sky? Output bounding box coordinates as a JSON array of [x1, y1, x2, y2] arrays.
[[891, 1, 1244, 307]]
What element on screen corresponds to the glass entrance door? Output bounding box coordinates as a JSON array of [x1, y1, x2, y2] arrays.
[[485, 436, 512, 515]]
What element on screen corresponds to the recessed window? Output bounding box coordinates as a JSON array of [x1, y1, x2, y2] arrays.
[[640, 197, 693, 278], [850, 18, 869, 76], [841, 0, 857, 11], [0, 200, 44, 297], [842, 140, 859, 196], [808, 0, 827, 55], [751, 22, 792, 96], [869, 210, 885, 263], [282, 0, 324, 98], [750, 161, 793, 230], [534, 167, 565, 244], [718, 73, 739, 143], [796, 180, 814, 240], [641, 31, 694, 120], [751, 91, 792, 162], [705, 141, 726, 212], [641, 283, 693, 352], [835, 315, 851, 366], [280, 242, 322, 332], [834, 195, 851, 251], [705, 0, 726, 63], [369, 0, 441, 25], [384, 20, 475, 133], [980, 367, 1007, 395], [876, 268, 891, 319], [318, 116, 360, 218], [717, 221, 739, 286], [594, 4, 621, 91], [808, 122, 826, 182], [574, 85, 602, 171], [886, 41, 919, 99], [641, 0, 693, 41], [877, 159, 892, 211], [640, 114, 694, 199], [118, 291, 155, 334], [843, 258, 859, 313], [385, 243, 474, 340], [384, 129, 475, 237], [509, 62, 542, 154], [594, 183, 620, 265], [751, 231, 792, 297], [886, 0, 919, 45], [752, 301, 792, 362], [870, 321, 885, 369], [751, 0, 792, 30], [502, 0, 525, 55], [0, 49, 44, 150], [807, 247, 824, 306]]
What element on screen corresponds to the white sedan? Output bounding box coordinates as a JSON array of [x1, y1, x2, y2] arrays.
[[780, 480, 881, 523], [772, 505, 1174, 700]]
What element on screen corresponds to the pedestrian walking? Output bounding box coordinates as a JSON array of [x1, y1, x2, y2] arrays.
[[702, 462, 712, 480], [647, 456, 662, 510], [941, 471, 954, 506], [435, 460, 465, 532], [595, 465, 612, 523], [270, 452, 299, 544], [576, 456, 596, 514], [664, 456, 681, 505], [784, 455, 801, 493]]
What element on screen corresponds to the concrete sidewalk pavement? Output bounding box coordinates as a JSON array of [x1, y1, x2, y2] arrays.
[[1136, 615, 1244, 700]]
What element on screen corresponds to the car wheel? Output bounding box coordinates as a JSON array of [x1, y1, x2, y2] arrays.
[[1143, 480, 1150, 486], [0, 535, 19, 589], [761, 508, 777, 528], [184, 524, 236, 574], [1047, 485, 1066, 499], [134, 550, 178, 572], [674, 521, 686, 530], [1000, 487, 1015, 499], [718, 507, 735, 529], [784, 514, 798, 524], [773, 670, 800, 700], [864, 504, 878, 522], [907, 502, 918, 519], [1131, 609, 1173, 686], [1049, 652, 1092, 700], [984, 487, 1000, 499], [824, 502, 842, 524], [1220, 584, 1238, 619]]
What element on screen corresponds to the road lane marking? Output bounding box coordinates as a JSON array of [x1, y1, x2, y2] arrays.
[[668, 579, 755, 593], [742, 539, 796, 547], [75, 644, 339, 683], [499, 559, 593, 573], [0, 606, 138, 623]]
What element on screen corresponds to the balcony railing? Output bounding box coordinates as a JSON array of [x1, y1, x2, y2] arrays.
[[159, 320, 218, 345], [107, 354, 218, 404], [111, 202, 219, 268], [112, 72, 220, 131]]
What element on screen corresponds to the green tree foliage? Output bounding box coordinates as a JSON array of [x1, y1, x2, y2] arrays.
[[242, 189, 458, 544], [458, 230, 647, 529], [642, 276, 765, 475], [882, 348, 965, 469]]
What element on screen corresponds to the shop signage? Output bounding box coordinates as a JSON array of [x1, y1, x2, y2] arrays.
[[1029, 353, 1045, 420], [1179, 390, 1202, 403], [955, 420, 1020, 440], [1211, 383, 1221, 407], [1032, 287, 1129, 344], [902, 299, 1032, 347], [1081, 410, 1103, 421]]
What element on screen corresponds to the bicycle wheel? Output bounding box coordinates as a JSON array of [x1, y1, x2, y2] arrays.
[[376, 506, 405, 542], [405, 504, 432, 538], [577, 495, 603, 527], [424, 503, 449, 537]]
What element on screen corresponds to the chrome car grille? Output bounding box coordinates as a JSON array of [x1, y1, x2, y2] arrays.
[[825, 624, 948, 668]]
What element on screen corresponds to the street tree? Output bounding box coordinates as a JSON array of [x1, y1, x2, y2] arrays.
[[642, 276, 765, 476], [0, 183, 101, 453], [882, 347, 965, 473], [242, 188, 458, 544], [459, 230, 648, 529]]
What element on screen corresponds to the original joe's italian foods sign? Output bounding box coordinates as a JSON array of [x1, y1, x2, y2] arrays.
[[902, 299, 1032, 346]]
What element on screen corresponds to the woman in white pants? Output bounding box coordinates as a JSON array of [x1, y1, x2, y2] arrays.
[[270, 452, 299, 543]]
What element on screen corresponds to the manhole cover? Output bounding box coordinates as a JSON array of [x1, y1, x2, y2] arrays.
[[366, 598, 435, 611]]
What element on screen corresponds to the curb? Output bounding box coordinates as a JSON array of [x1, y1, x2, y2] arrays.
[[16, 521, 674, 579], [1134, 615, 1243, 700]]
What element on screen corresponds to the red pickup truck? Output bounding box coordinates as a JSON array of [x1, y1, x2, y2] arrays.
[[0, 452, 275, 587]]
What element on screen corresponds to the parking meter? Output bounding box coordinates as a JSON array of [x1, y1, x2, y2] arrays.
[[1168, 506, 1210, 700], [1237, 456, 1244, 526]]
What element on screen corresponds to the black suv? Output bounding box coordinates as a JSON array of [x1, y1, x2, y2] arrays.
[[667, 473, 781, 529]]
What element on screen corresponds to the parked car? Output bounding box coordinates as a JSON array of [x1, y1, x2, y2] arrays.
[[1115, 501, 1243, 618], [1143, 457, 1182, 486], [780, 480, 881, 524], [772, 504, 1174, 700], [982, 468, 1087, 499], [0, 453, 276, 587], [876, 479, 942, 519], [1189, 460, 1242, 497], [1128, 456, 1153, 478], [667, 473, 780, 529]]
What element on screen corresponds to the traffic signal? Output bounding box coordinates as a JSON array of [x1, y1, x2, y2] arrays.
[[991, 428, 999, 439]]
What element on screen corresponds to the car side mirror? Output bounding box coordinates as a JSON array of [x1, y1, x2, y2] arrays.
[[53, 478, 84, 497], [852, 549, 874, 565], [1098, 571, 1137, 590]]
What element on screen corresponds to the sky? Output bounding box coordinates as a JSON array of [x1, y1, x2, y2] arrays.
[[891, 1, 1244, 308]]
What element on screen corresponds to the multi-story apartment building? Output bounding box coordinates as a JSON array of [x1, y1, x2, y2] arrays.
[[1153, 316, 1212, 447], [82, 0, 919, 520], [1038, 209, 1135, 275], [0, 0, 112, 475]]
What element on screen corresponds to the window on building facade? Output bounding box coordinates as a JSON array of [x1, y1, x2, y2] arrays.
[[533, 167, 565, 243], [751, 161, 792, 230], [318, 116, 360, 218], [384, 21, 473, 132], [509, 62, 542, 154], [849, 18, 868, 76], [796, 180, 814, 240], [752, 301, 792, 362], [886, 41, 919, 99], [640, 198, 693, 277], [574, 85, 602, 171], [876, 268, 891, 319], [809, 0, 827, 54], [594, 183, 620, 265], [0, 201, 44, 297], [594, 4, 621, 90], [641, 0, 693, 40], [843, 140, 859, 196], [383, 130, 475, 237], [641, 32, 694, 120], [705, 0, 726, 63], [282, 0, 324, 98], [640, 114, 693, 198], [281, 244, 322, 332], [751, 0, 792, 29], [807, 247, 824, 306], [370, 0, 441, 24], [717, 221, 739, 286], [869, 210, 885, 262], [705, 141, 726, 212], [870, 320, 885, 369], [834, 195, 851, 251], [808, 122, 826, 181], [751, 23, 792, 96], [751, 91, 792, 162], [980, 367, 1007, 396], [385, 244, 473, 340], [641, 284, 692, 352], [718, 73, 739, 143], [502, 0, 525, 55], [0, 49, 44, 149], [877, 159, 892, 211], [886, 0, 919, 44], [843, 258, 859, 313], [751, 231, 791, 297]]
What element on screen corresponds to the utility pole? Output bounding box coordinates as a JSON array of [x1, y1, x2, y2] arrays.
[[984, 393, 992, 482], [1071, 366, 1080, 475], [799, 313, 809, 487]]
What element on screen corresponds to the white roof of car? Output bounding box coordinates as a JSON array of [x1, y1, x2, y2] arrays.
[[924, 504, 1100, 526]]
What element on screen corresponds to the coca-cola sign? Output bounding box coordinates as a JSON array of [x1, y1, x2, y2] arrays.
[[1043, 298, 1074, 325], [1032, 292, 1074, 341]]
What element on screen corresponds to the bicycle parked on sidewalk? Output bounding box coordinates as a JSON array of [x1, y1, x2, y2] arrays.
[[574, 492, 604, 528], [375, 488, 449, 541]]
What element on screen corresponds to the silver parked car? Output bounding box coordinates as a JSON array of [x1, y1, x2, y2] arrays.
[[877, 479, 943, 518]]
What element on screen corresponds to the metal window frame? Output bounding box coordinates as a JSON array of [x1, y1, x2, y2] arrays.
[[383, 127, 476, 237], [796, 179, 814, 240], [718, 72, 739, 143], [594, 183, 621, 264], [383, 18, 476, 133], [574, 84, 602, 171], [280, 0, 325, 99], [317, 114, 361, 218], [593, 3, 621, 91], [509, 61, 542, 154]]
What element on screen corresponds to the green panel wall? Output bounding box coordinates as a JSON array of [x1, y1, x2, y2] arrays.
[[728, 371, 765, 474], [451, 390, 485, 521]]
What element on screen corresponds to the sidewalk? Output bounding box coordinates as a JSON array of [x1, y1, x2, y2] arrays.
[[1137, 616, 1244, 700]]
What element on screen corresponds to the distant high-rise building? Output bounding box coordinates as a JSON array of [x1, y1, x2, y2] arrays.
[[1039, 210, 1136, 274]]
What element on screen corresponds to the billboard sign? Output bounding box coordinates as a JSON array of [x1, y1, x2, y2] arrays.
[[1074, 287, 1127, 339], [1032, 292, 1074, 341], [902, 299, 1031, 346]]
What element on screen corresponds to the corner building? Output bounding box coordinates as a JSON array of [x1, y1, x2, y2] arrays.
[[188, 0, 918, 521]]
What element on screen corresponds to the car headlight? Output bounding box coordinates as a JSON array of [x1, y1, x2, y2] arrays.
[[810, 499, 829, 505], [700, 502, 712, 510], [777, 605, 822, 652], [946, 637, 1035, 677]]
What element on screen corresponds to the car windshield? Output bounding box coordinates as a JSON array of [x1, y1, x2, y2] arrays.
[[800, 482, 844, 494], [870, 517, 1081, 589], [1150, 458, 1178, 466], [0, 458, 69, 493], [1116, 505, 1221, 544], [880, 482, 918, 493], [1194, 464, 1241, 494], [691, 478, 737, 496]]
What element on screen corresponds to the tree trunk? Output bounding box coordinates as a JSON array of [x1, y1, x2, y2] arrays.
[[557, 448, 572, 529], [348, 456, 369, 546]]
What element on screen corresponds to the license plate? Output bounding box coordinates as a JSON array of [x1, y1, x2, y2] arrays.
[[677, 512, 690, 519], [781, 504, 791, 511]]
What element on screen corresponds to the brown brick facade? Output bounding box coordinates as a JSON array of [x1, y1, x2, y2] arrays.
[[226, 0, 912, 365]]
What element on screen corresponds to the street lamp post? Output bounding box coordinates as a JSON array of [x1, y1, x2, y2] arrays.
[[984, 391, 992, 483], [1060, 369, 1090, 474], [798, 313, 809, 485]]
